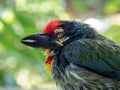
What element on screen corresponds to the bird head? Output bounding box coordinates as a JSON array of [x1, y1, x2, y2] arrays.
[[21, 20, 96, 72], [21, 20, 74, 56], [21, 20, 70, 72]]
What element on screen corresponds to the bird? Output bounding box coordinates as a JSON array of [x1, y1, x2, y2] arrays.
[[21, 20, 120, 90]]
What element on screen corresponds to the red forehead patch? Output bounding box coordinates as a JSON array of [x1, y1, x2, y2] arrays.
[[43, 20, 61, 35]]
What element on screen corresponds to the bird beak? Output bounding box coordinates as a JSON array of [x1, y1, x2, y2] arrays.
[[21, 34, 61, 49]]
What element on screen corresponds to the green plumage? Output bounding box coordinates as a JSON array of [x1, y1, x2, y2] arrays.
[[62, 39, 120, 80], [52, 21, 120, 90]]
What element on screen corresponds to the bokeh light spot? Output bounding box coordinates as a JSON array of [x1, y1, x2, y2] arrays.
[[6, 56, 17, 68], [16, 69, 30, 88], [1, 10, 15, 24]]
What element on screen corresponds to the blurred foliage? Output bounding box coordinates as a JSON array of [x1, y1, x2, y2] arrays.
[[105, 0, 120, 14], [104, 25, 120, 44], [0, 0, 68, 88], [0, 0, 120, 88], [64, 0, 120, 18]]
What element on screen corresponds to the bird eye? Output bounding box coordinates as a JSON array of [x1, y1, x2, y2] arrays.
[[55, 32, 65, 39]]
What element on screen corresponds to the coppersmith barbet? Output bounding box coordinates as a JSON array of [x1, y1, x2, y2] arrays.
[[21, 20, 120, 90]]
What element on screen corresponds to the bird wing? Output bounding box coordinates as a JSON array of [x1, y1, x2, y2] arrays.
[[62, 39, 120, 80]]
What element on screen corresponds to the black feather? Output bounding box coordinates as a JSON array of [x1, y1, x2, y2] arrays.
[[52, 21, 120, 90]]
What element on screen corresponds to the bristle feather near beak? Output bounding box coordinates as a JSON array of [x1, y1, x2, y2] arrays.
[[41, 48, 54, 57], [55, 41, 63, 46]]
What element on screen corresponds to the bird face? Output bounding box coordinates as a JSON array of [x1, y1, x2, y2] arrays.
[[43, 20, 69, 46], [21, 20, 70, 55], [53, 28, 69, 46], [21, 20, 70, 71]]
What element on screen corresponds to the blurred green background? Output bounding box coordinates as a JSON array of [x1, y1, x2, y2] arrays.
[[0, 0, 120, 89]]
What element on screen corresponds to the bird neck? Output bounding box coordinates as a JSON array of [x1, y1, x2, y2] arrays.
[[45, 55, 54, 73]]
